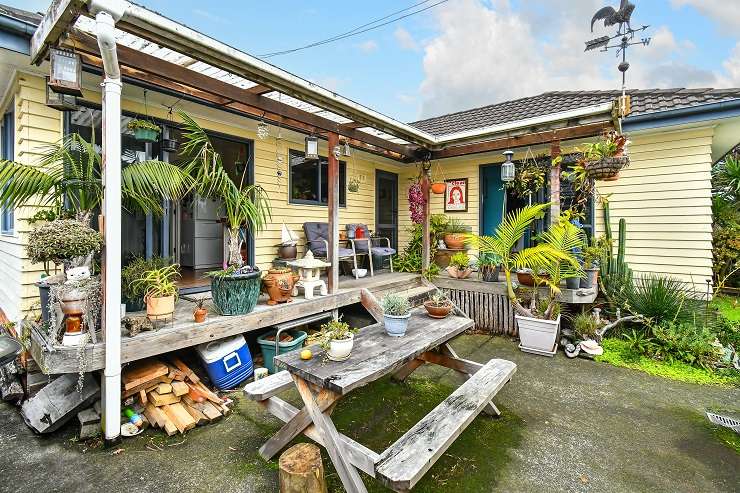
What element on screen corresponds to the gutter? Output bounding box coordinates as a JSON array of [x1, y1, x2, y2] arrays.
[[623, 99, 740, 132], [30, 1, 616, 149], [0, 13, 38, 37]]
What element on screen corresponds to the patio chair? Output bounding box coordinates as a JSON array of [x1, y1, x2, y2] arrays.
[[345, 223, 396, 276], [303, 222, 368, 280]]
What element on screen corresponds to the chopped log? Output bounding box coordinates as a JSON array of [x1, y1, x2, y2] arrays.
[[122, 359, 169, 391], [161, 403, 196, 433], [171, 381, 189, 397], [183, 403, 208, 426], [121, 374, 170, 398], [182, 395, 222, 421], [278, 443, 328, 493], [139, 389, 147, 405], [21, 373, 99, 433], [147, 390, 180, 407]]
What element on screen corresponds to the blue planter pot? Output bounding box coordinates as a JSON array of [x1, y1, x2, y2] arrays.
[[384, 313, 410, 337]]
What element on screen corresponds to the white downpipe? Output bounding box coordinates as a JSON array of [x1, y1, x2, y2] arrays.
[[91, 1, 128, 443]]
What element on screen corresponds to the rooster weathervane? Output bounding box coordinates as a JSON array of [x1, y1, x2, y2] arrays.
[[585, 0, 651, 99]]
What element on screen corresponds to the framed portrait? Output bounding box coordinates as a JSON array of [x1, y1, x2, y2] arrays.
[[444, 178, 468, 212]]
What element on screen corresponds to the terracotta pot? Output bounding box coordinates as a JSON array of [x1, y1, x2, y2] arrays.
[[446, 265, 472, 279], [146, 294, 175, 320], [339, 230, 348, 241], [431, 182, 446, 194], [516, 271, 549, 287], [262, 268, 299, 305], [193, 307, 207, 323], [424, 301, 453, 319], [444, 233, 466, 250]]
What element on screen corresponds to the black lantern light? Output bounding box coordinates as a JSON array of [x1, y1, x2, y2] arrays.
[[501, 150, 515, 183], [48, 48, 83, 96], [305, 135, 319, 160]]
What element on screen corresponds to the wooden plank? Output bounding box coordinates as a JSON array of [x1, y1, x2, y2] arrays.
[[147, 390, 180, 407], [30, 0, 84, 63], [157, 383, 173, 394], [161, 403, 197, 433], [294, 376, 368, 493], [183, 403, 209, 426], [183, 395, 223, 421], [169, 356, 200, 384], [359, 289, 383, 323], [375, 359, 517, 492], [244, 370, 294, 401], [121, 374, 171, 398], [246, 84, 273, 95], [171, 381, 189, 397], [261, 396, 379, 478], [275, 309, 474, 395], [391, 358, 425, 382], [122, 359, 169, 390], [144, 403, 168, 428]]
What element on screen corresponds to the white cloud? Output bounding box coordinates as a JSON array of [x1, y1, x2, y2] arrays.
[[358, 40, 379, 54], [192, 8, 230, 24], [417, 0, 740, 118], [394, 27, 419, 51], [670, 0, 740, 32]]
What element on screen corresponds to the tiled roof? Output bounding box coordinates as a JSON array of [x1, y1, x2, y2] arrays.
[[410, 89, 740, 136]]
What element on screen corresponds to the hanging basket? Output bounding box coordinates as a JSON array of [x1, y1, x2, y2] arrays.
[[431, 182, 446, 194], [134, 127, 159, 143], [584, 156, 629, 181]]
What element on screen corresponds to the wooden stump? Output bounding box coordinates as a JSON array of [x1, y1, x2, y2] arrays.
[[279, 443, 328, 493]]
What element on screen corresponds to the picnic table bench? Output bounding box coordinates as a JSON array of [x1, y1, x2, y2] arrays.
[[245, 289, 516, 492]]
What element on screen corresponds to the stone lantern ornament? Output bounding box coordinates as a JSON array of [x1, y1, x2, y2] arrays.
[[289, 251, 330, 300]]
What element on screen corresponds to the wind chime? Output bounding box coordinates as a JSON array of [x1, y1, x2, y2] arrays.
[[273, 95, 286, 187]]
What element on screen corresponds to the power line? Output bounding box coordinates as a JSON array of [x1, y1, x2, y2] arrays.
[[259, 0, 448, 58]]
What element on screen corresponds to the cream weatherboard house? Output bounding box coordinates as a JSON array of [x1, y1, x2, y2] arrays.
[[0, 3, 739, 322]]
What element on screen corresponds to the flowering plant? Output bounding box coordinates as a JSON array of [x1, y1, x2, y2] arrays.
[[408, 182, 426, 224]]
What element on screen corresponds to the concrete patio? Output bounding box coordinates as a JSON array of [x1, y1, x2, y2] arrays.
[[1, 335, 738, 493]]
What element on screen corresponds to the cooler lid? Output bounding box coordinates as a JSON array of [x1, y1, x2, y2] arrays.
[[196, 334, 247, 363]]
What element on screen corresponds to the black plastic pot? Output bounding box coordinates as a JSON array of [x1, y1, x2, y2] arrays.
[[36, 281, 51, 324], [480, 265, 499, 282], [566, 277, 581, 290]]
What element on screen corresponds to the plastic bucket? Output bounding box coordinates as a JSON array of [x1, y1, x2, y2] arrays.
[[257, 329, 308, 373]]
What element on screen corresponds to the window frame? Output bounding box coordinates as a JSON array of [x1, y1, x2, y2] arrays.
[[288, 148, 347, 207], [1, 103, 15, 235]]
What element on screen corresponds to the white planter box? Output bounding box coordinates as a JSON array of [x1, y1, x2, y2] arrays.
[[515, 314, 561, 356]]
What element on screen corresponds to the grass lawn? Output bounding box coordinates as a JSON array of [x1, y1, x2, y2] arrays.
[[596, 339, 740, 387], [713, 294, 740, 321]]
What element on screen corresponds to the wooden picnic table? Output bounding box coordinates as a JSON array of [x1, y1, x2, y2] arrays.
[[246, 289, 516, 492]]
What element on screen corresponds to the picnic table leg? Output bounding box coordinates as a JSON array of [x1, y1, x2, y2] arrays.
[[441, 343, 501, 416], [391, 358, 425, 382], [293, 375, 368, 493], [259, 393, 339, 460]]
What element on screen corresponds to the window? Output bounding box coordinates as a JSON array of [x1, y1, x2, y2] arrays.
[[289, 149, 346, 206], [1, 107, 14, 234]]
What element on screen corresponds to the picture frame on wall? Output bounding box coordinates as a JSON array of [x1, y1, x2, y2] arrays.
[[444, 178, 468, 212]]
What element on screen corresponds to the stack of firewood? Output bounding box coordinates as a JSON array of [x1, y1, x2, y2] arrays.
[[122, 356, 231, 436]]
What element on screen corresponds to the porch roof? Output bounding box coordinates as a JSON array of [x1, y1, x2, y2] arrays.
[[28, 0, 616, 162]]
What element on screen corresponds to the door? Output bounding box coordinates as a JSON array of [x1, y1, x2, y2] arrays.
[[375, 170, 398, 250], [480, 165, 505, 236]]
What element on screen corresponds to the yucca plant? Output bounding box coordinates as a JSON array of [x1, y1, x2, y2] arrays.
[[0, 132, 192, 224], [468, 203, 583, 319], [177, 111, 270, 267]]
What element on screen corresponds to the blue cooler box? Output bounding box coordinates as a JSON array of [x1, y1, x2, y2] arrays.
[[196, 335, 253, 389]]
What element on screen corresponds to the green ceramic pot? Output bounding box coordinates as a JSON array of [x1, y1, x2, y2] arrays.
[[133, 127, 159, 142], [210, 270, 261, 315]]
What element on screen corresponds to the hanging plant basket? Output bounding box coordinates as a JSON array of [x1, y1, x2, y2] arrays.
[[127, 118, 161, 143], [584, 156, 629, 181], [431, 182, 446, 194], [210, 270, 261, 315], [348, 178, 360, 193]]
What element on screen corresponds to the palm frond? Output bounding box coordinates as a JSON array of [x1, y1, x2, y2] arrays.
[[121, 160, 193, 215]]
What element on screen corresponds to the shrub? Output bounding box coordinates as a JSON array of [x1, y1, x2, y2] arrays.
[[624, 274, 699, 325], [651, 322, 723, 370], [449, 252, 470, 269], [26, 219, 103, 266], [714, 315, 740, 349], [381, 293, 411, 317], [572, 312, 600, 340]]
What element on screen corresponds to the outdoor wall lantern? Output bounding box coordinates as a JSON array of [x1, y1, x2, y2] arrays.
[[305, 135, 319, 160], [48, 48, 83, 96], [342, 140, 352, 157], [501, 150, 515, 183], [45, 77, 78, 110]]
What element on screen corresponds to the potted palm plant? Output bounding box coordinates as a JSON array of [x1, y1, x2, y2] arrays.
[[468, 203, 584, 355], [381, 293, 412, 337], [318, 319, 358, 361], [177, 112, 271, 315], [423, 289, 453, 319], [127, 118, 161, 143], [131, 264, 180, 321], [446, 251, 472, 279]]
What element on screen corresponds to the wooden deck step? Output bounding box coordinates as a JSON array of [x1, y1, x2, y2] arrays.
[[244, 371, 294, 401], [375, 358, 516, 492]]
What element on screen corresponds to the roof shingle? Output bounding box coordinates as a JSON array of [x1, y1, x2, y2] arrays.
[[410, 89, 740, 136]]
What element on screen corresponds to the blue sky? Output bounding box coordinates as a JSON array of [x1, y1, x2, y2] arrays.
[[13, 0, 740, 122]]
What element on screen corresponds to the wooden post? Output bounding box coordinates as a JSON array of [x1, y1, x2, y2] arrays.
[[279, 443, 328, 493], [327, 132, 340, 294], [421, 169, 431, 272], [549, 141, 562, 225]]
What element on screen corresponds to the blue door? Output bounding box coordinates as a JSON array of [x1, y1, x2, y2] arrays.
[[480, 165, 505, 236]]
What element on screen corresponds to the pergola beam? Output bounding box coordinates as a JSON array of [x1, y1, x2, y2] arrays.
[[69, 33, 417, 161], [246, 84, 273, 95], [430, 122, 612, 160]]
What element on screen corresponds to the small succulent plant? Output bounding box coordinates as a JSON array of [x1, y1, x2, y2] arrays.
[[381, 293, 411, 317]]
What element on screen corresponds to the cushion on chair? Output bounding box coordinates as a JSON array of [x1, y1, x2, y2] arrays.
[[338, 247, 355, 258], [303, 222, 329, 257], [372, 246, 396, 256]]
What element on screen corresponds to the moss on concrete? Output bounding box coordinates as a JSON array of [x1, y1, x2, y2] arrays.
[[596, 338, 740, 387]]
